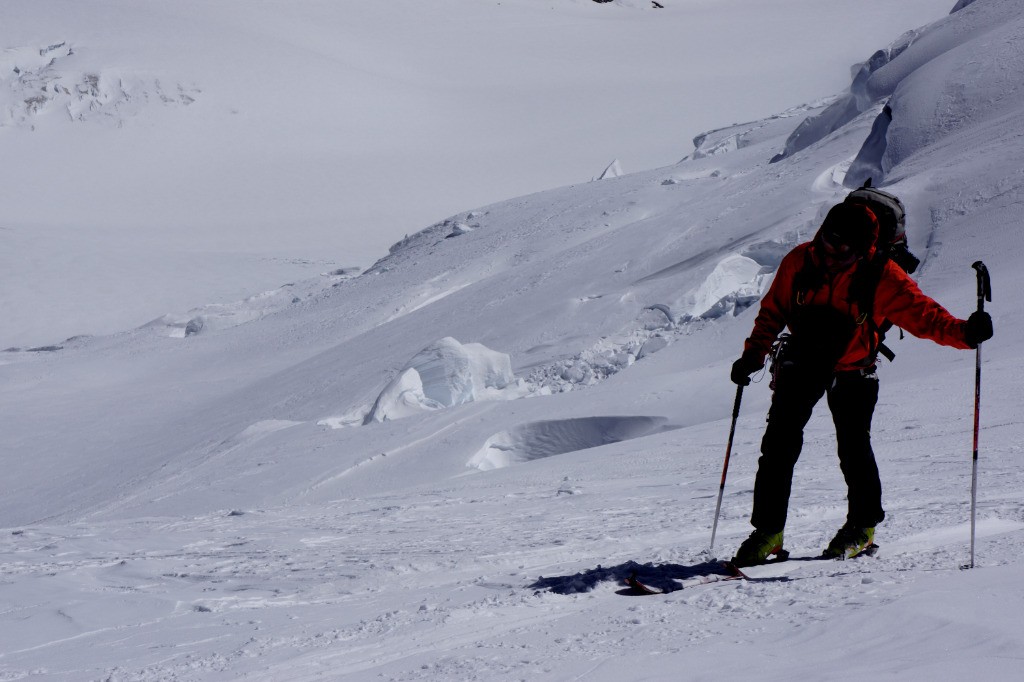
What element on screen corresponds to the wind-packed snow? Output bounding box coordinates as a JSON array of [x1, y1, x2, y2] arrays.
[[3, 0, 1024, 680]]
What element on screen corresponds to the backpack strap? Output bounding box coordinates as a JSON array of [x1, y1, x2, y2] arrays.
[[790, 248, 896, 363], [792, 248, 824, 308], [848, 252, 893, 363], [876, 320, 896, 362]]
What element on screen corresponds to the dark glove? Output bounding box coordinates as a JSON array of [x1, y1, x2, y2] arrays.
[[965, 311, 993, 348], [730, 353, 764, 386]]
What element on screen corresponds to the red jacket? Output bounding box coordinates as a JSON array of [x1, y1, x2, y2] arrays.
[[744, 241, 971, 372]]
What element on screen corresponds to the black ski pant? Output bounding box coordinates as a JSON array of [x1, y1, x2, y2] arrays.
[[750, 366, 884, 534]]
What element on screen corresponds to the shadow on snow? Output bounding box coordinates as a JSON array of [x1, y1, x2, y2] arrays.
[[528, 559, 735, 596]]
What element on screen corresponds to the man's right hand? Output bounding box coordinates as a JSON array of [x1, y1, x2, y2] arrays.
[[730, 354, 763, 386]]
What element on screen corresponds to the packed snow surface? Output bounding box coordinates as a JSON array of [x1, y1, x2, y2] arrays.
[[2, 1, 1024, 680]]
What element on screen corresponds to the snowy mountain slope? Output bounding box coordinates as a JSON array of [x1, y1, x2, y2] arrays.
[[1, 0, 1019, 548], [0, 98, 841, 525], [2, 1, 1024, 679], [1, 0, 956, 349]]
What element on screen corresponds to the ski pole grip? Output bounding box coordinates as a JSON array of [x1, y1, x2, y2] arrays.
[[731, 383, 744, 420], [972, 261, 991, 312]]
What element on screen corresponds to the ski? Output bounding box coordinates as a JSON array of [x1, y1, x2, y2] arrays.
[[621, 544, 879, 594], [624, 573, 663, 595], [621, 567, 741, 595], [726, 543, 878, 580]]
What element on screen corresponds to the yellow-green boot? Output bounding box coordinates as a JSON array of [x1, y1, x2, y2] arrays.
[[732, 529, 785, 567]]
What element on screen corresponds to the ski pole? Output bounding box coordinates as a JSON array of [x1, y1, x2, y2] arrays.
[[710, 384, 744, 554], [967, 260, 991, 570]]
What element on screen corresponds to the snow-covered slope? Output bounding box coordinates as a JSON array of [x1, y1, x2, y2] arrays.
[[1, 0, 954, 349], [2, 0, 1023, 679]]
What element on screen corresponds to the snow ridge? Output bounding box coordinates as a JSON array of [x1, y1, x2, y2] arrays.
[[1, 42, 198, 129]]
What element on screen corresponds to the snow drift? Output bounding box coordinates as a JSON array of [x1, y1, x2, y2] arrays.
[[468, 416, 672, 471], [365, 337, 520, 423]]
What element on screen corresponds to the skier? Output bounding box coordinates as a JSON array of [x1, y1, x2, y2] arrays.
[[728, 201, 993, 566]]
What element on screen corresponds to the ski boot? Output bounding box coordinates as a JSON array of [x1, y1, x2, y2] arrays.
[[823, 523, 875, 559], [731, 529, 785, 567]]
